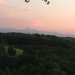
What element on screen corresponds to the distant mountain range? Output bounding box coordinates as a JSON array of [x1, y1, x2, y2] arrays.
[[0, 28, 72, 37]]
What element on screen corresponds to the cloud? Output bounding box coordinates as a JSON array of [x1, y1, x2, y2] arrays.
[[0, 0, 45, 30], [0, 0, 28, 19], [30, 20, 45, 30], [0, 14, 28, 29], [0, 1, 30, 29], [0, 11, 46, 30], [0, 0, 7, 7], [0, 0, 5, 6]]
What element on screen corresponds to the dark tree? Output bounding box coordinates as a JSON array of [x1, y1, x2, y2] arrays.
[[8, 46, 16, 56], [0, 45, 6, 56]]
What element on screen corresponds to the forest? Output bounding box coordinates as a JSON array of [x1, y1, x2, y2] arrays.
[[0, 32, 75, 75]]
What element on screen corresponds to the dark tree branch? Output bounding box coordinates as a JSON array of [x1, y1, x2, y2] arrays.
[[25, 0, 50, 4]]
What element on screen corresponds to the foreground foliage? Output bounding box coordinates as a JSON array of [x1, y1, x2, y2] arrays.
[[0, 33, 75, 75]]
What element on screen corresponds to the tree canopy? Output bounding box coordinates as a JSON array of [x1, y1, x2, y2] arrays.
[[0, 33, 75, 75]]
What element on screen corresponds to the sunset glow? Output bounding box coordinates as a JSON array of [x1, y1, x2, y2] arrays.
[[0, 0, 75, 36]]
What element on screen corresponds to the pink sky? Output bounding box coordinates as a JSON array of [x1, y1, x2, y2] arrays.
[[0, 0, 75, 36]]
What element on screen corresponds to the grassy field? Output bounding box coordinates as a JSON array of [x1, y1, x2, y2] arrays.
[[0, 45, 23, 56], [16, 48, 23, 56]]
